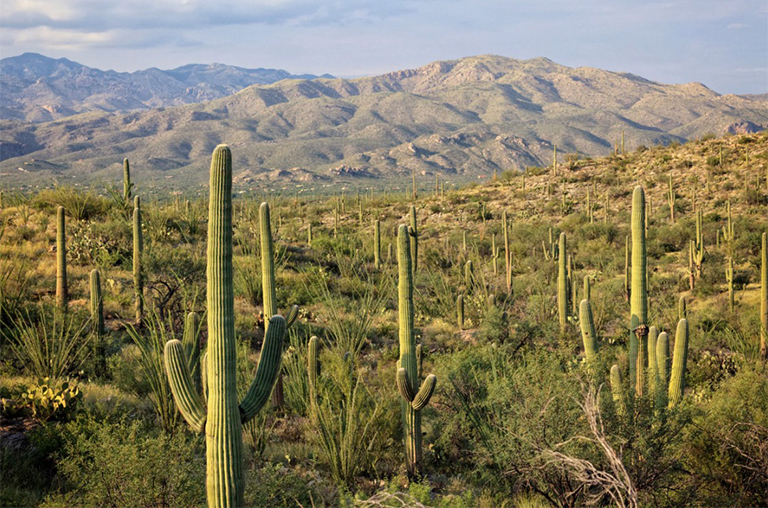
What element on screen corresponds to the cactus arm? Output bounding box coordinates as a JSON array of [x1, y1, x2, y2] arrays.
[[182, 311, 202, 393], [165, 339, 207, 433], [239, 315, 286, 423], [411, 374, 436, 411], [397, 368, 415, 402], [284, 304, 299, 328]]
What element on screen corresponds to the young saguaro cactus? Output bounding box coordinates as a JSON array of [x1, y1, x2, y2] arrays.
[[164, 145, 286, 508], [133, 196, 143, 324], [579, 299, 598, 362], [457, 294, 465, 330], [557, 232, 568, 333], [629, 186, 648, 397], [396, 224, 437, 479], [56, 206, 68, 310]]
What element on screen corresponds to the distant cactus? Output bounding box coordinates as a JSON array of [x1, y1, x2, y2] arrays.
[[396, 224, 436, 478], [123, 158, 132, 205], [164, 145, 286, 508], [667, 176, 675, 223], [726, 257, 734, 313], [465, 260, 474, 292], [678, 296, 687, 320], [457, 294, 464, 330], [133, 196, 143, 324], [502, 212, 512, 293], [558, 232, 568, 333], [56, 206, 67, 310], [374, 219, 381, 270], [409, 206, 418, 273], [307, 336, 319, 412], [668, 319, 689, 407]]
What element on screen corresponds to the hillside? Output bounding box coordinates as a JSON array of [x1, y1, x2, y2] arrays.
[[0, 54, 766, 191], [0, 132, 766, 507], [0, 53, 332, 122]]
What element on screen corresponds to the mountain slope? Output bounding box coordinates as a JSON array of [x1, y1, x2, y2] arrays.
[[0, 53, 332, 122], [0, 54, 765, 191]]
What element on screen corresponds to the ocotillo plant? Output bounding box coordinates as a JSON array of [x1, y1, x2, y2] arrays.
[[502, 211, 512, 293], [56, 206, 67, 310], [557, 232, 568, 333], [629, 186, 648, 397], [396, 224, 437, 479], [668, 319, 689, 407], [761, 232, 767, 359], [133, 196, 143, 324], [90, 269, 104, 338], [579, 299, 598, 362], [164, 145, 286, 508], [374, 219, 381, 270], [123, 158, 132, 205], [409, 206, 418, 273]]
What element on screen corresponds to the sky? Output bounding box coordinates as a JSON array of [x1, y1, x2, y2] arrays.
[[1, 0, 766, 95]]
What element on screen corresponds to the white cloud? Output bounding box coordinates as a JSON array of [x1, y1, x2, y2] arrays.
[[727, 23, 749, 29]]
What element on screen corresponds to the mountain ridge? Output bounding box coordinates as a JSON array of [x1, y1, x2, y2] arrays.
[[0, 52, 333, 122], [0, 54, 766, 191]]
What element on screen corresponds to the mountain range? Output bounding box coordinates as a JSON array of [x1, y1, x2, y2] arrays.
[[0, 53, 332, 122], [0, 53, 766, 192]]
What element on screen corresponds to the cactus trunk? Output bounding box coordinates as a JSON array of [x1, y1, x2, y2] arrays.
[[629, 186, 647, 396], [558, 232, 568, 333], [668, 319, 689, 407], [56, 206, 67, 310]]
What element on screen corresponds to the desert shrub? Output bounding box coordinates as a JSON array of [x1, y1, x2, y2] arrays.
[[34, 186, 106, 221], [41, 417, 206, 508]]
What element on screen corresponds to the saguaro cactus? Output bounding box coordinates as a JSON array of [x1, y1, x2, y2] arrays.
[[396, 224, 437, 479], [629, 186, 647, 396], [182, 311, 202, 394], [558, 232, 568, 333], [655, 331, 670, 410], [579, 299, 598, 361], [502, 211, 512, 293], [667, 176, 675, 223], [123, 158, 132, 205], [56, 206, 67, 310], [409, 206, 418, 273], [464, 260, 474, 292], [374, 219, 381, 270], [610, 365, 625, 416], [90, 269, 104, 337], [164, 145, 286, 508], [307, 336, 319, 412], [647, 326, 659, 398], [668, 319, 689, 407], [726, 257, 734, 313], [761, 232, 767, 359], [457, 294, 464, 330]]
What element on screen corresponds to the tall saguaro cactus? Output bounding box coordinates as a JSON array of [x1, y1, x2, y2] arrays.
[[557, 232, 568, 333], [56, 206, 68, 310], [629, 186, 647, 396], [164, 145, 286, 508], [502, 211, 512, 294], [374, 219, 381, 270], [396, 224, 437, 479], [133, 196, 143, 324]]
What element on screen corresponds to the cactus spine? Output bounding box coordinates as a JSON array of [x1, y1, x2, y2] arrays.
[[668, 319, 689, 407], [374, 219, 381, 270], [133, 196, 143, 324], [56, 206, 67, 310], [629, 186, 647, 396], [557, 232, 568, 333], [579, 299, 598, 361], [123, 158, 132, 205], [761, 232, 767, 359], [90, 269, 104, 337], [164, 145, 286, 508], [396, 225, 437, 478]]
